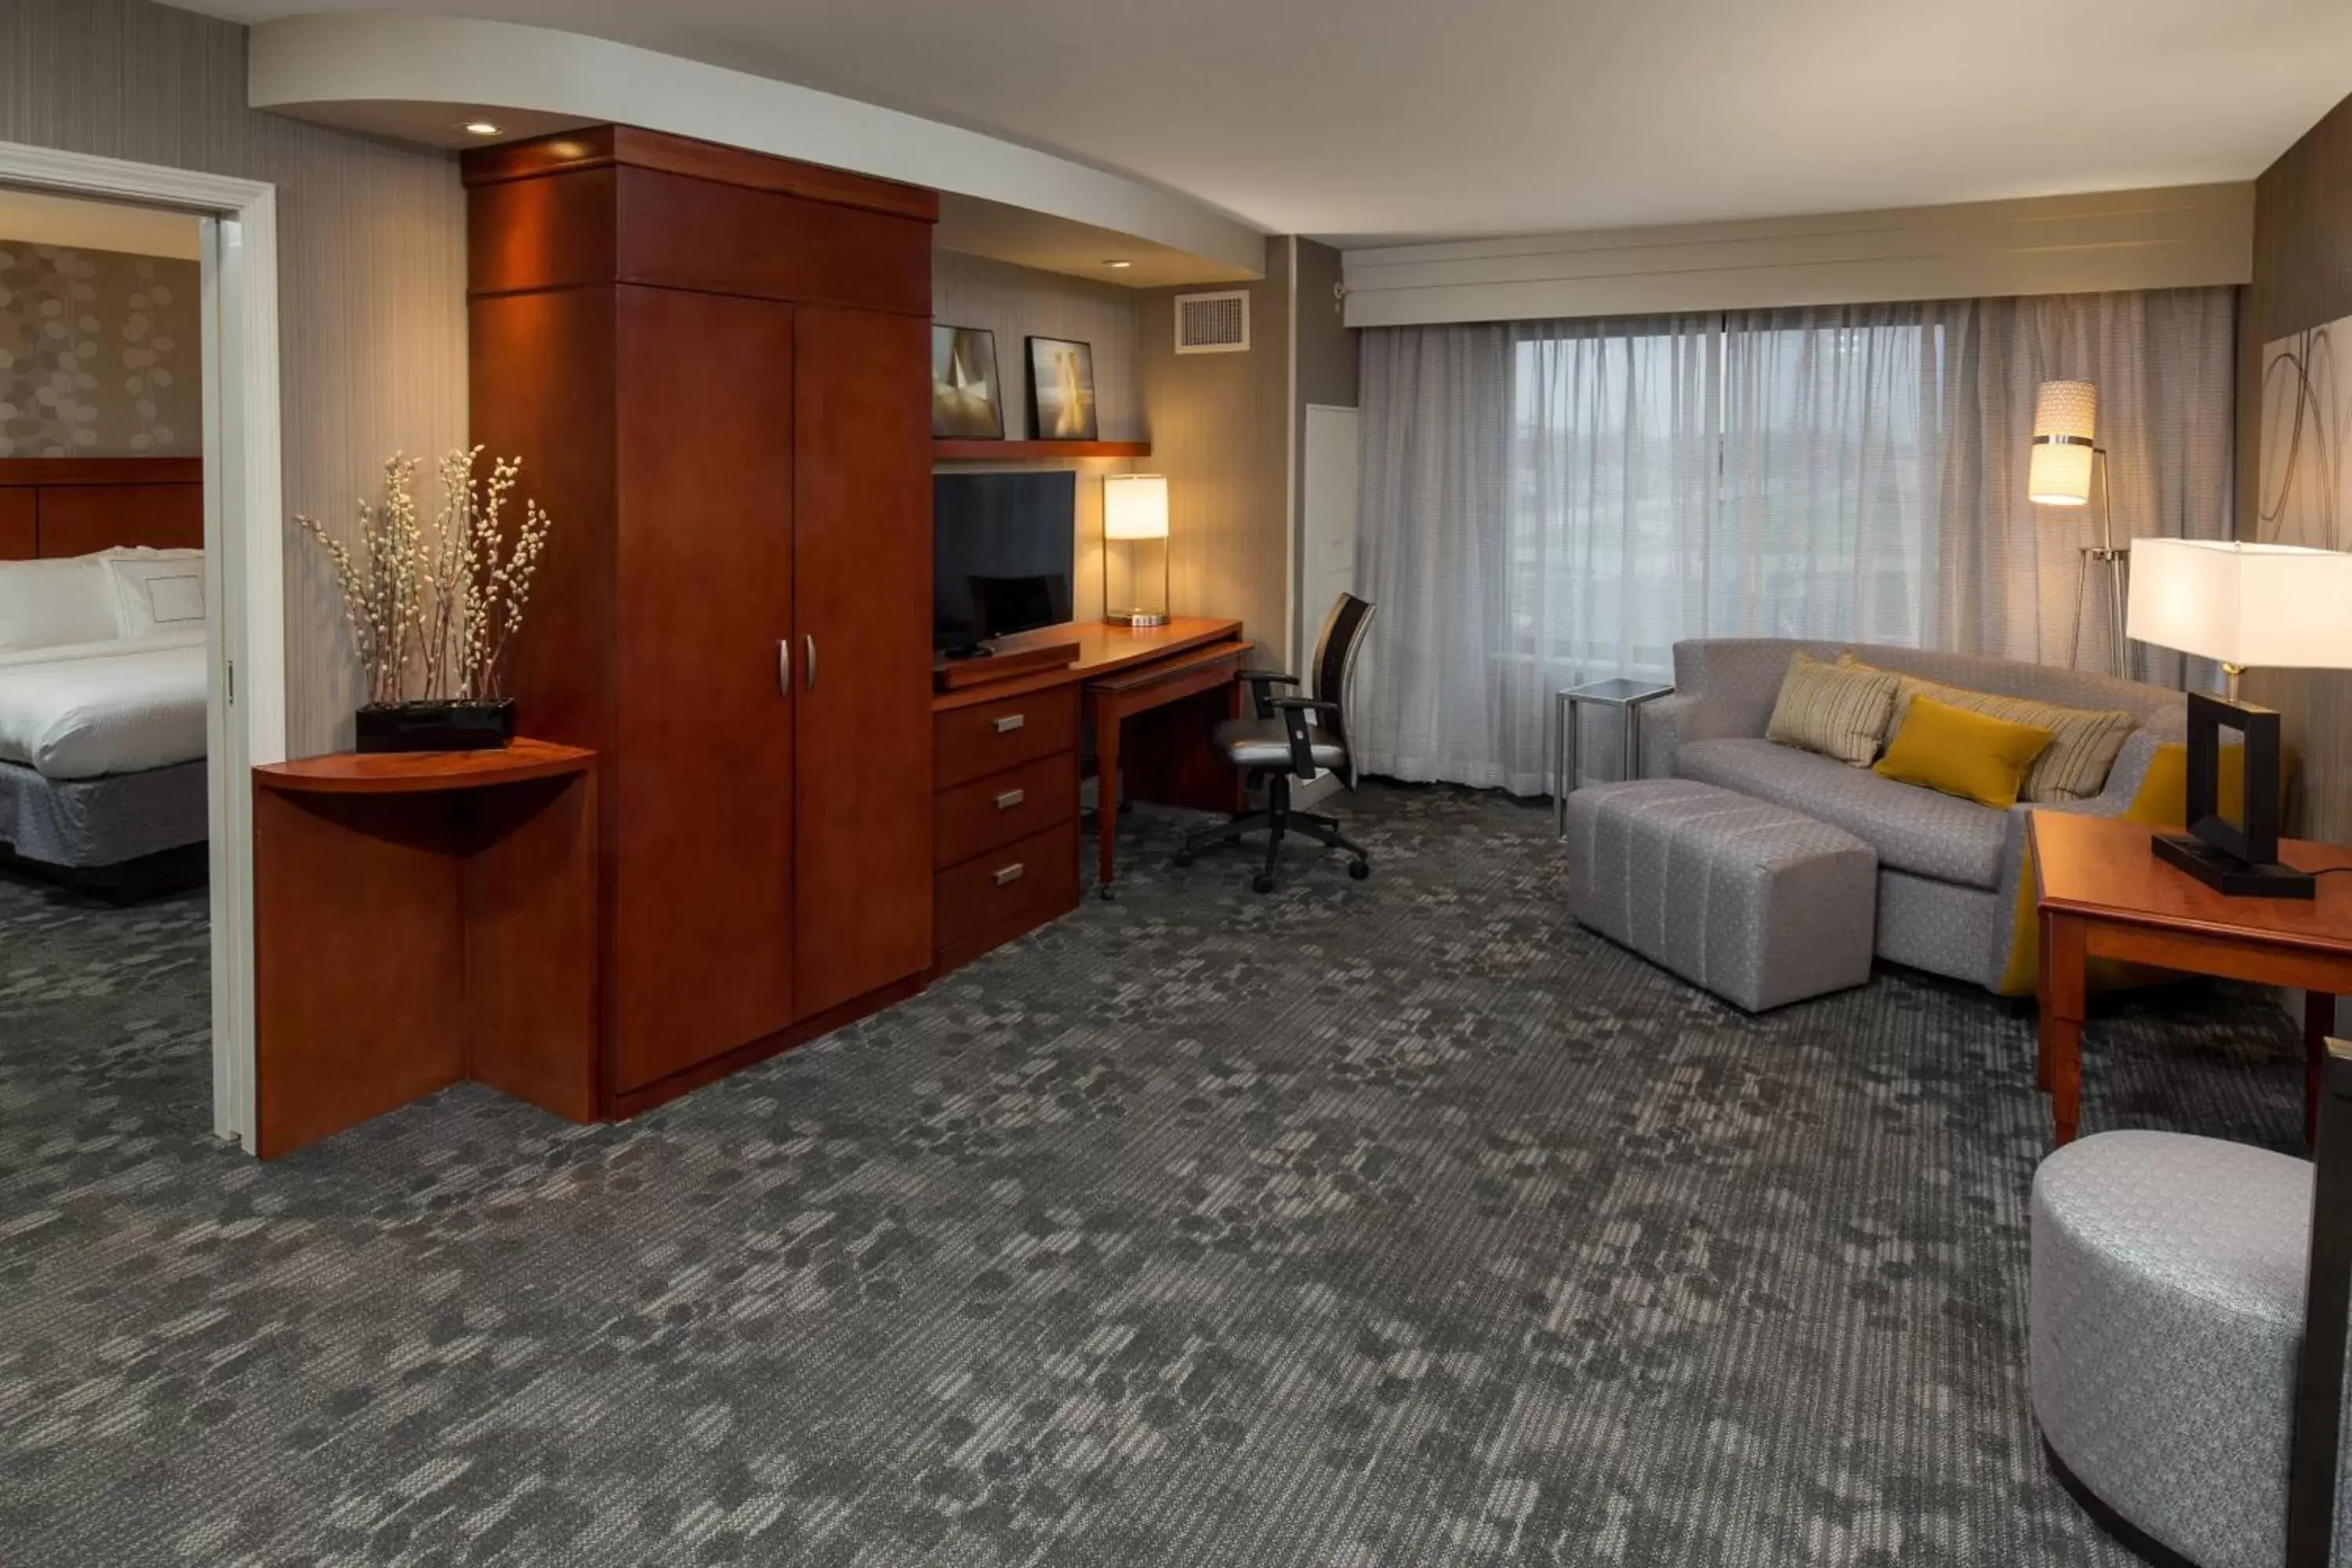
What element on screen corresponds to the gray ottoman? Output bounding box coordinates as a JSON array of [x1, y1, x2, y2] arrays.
[[1564, 779, 1875, 1011], [2032, 1131, 2349, 1568]]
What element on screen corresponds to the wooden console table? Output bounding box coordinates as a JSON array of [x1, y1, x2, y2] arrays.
[[252, 739, 598, 1157], [2033, 811, 2352, 1146]]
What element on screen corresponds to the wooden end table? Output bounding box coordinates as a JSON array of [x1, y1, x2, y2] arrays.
[[2032, 811, 2352, 1146]]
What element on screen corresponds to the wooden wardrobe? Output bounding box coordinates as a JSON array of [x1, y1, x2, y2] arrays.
[[464, 126, 936, 1116]]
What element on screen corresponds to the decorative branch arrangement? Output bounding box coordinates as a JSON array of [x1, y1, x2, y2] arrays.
[[294, 448, 554, 709]]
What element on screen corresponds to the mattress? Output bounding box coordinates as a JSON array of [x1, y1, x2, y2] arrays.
[[0, 631, 207, 780]]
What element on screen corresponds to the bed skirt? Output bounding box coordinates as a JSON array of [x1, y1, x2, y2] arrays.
[[0, 758, 207, 869]]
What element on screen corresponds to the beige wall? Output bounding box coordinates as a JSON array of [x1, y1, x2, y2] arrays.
[[932, 248, 1144, 622], [1, 0, 469, 757], [0, 241, 202, 456], [1290, 238, 1356, 662], [2238, 89, 2352, 843], [1138, 238, 1294, 662]]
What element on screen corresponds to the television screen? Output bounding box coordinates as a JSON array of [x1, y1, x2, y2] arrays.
[[933, 470, 1076, 653]]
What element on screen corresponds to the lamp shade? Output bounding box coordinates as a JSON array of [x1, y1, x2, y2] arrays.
[[2028, 379, 2098, 506], [2127, 538, 2352, 670], [1103, 474, 1169, 540]]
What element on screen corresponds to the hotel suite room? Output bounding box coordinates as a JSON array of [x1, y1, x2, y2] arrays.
[[6, 1, 2352, 1564]]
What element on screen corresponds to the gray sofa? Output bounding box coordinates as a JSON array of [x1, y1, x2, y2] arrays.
[[1639, 640, 2187, 993]]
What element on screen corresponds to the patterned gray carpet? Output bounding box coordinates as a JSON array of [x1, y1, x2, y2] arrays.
[[0, 783, 2306, 1566]]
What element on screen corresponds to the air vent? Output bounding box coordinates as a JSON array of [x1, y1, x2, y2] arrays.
[[1175, 290, 1250, 354]]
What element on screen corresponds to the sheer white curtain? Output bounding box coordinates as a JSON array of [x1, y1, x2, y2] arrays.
[[1353, 317, 1716, 793], [1353, 288, 2237, 793]]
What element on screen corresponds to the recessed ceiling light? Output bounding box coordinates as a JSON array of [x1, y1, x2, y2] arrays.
[[462, 122, 504, 137], [1105, 260, 1133, 270]]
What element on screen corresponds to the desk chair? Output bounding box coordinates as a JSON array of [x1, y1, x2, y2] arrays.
[[1174, 593, 1374, 893]]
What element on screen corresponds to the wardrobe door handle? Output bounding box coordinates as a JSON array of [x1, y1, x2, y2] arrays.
[[804, 633, 817, 691], [994, 712, 1025, 734], [994, 788, 1026, 811], [777, 640, 790, 694], [993, 862, 1026, 887]]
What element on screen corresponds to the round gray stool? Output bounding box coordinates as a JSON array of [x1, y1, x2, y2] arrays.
[[2031, 1130, 2348, 1568]]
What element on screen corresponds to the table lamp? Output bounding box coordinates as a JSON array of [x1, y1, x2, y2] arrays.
[[2029, 379, 2129, 677], [2127, 538, 2352, 898], [1102, 474, 1169, 628]]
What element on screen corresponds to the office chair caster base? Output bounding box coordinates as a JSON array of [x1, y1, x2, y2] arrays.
[[1348, 858, 1370, 880], [1251, 873, 1276, 895], [1098, 884, 1116, 902]]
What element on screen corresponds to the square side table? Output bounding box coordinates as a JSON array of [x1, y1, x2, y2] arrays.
[[1553, 679, 1673, 836]]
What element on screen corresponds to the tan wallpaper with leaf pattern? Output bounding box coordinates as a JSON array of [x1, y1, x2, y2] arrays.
[[0, 243, 201, 456]]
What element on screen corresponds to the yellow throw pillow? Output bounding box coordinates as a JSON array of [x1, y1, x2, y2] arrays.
[[1838, 654, 2136, 804], [1872, 695, 2056, 810], [1765, 652, 1900, 768]]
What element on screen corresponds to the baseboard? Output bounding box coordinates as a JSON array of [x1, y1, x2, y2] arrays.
[[607, 973, 925, 1120]]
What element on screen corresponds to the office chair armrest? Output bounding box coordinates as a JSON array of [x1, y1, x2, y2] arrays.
[[1271, 695, 1340, 779], [1238, 668, 1300, 718]]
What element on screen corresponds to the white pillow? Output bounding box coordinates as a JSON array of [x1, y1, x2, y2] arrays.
[[0, 557, 121, 651], [103, 554, 208, 637]]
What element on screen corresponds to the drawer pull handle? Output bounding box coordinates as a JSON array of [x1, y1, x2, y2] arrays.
[[994, 788, 1026, 810], [993, 713, 1026, 734], [993, 862, 1026, 887]]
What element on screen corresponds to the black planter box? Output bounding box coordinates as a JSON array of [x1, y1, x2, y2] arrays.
[[354, 699, 517, 753]]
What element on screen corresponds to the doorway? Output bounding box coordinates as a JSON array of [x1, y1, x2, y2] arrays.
[[0, 138, 285, 1152]]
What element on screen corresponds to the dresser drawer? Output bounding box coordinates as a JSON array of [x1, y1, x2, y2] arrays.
[[932, 822, 1076, 953], [935, 687, 1080, 789], [934, 753, 1078, 871]]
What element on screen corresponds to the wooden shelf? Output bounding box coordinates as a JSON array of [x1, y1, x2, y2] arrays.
[[934, 439, 1151, 462], [256, 737, 594, 795]]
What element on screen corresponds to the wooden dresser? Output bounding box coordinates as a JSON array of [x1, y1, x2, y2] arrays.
[[928, 618, 1247, 976], [930, 683, 1083, 974]]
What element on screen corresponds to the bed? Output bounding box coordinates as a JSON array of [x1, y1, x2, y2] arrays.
[[0, 457, 209, 892]]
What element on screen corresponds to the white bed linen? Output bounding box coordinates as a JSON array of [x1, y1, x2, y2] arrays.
[[0, 630, 207, 780]]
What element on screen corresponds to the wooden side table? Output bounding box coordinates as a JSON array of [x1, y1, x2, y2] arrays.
[[252, 739, 598, 1157], [2032, 811, 2352, 1146]]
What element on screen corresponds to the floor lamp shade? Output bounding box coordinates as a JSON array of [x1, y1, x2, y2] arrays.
[[2125, 539, 2352, 898], [1102, 474, 1170, 627], [2029, 379, 2098, 506]]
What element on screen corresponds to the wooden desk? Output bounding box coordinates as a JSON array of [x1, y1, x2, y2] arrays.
[[928, 617, 1246, 964], [1084, 635, 1250, 894], [2033, 811, 2352, 1146], [252, 739, 598, 1156]]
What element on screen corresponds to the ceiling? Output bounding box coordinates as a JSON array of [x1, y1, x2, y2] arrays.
[[187, 0, 2352, 245]]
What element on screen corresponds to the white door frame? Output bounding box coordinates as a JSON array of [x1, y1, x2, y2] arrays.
[[0, 139, 285, 1152]]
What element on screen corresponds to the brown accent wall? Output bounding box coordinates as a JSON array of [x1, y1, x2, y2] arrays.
[[1138, 238, 1295, 662], [2238, 89, 2352, 841]]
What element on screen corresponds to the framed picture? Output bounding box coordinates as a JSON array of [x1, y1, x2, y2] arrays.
[[931, 325, 1004, 440], [1026, 336, 1098, 442]]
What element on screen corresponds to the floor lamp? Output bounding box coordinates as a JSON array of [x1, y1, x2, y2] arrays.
[[2030, 379, 2130, 679]]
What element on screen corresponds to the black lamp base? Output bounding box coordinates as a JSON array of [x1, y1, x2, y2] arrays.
[[2153, 830, 2316, 899]]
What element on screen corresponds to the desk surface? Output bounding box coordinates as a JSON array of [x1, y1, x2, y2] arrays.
[[2032, 811, 2352, 959], [934, 618, 1245, 711]]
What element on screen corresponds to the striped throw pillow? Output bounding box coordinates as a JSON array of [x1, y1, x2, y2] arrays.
[[1765, 652, 1900, 767], [1838, 655, 2137, 803]]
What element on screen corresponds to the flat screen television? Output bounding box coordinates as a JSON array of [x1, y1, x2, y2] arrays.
[[932, 470, 1076, 656]]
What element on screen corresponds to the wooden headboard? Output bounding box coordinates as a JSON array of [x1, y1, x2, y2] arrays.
[[0, 457, 204, 561]]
